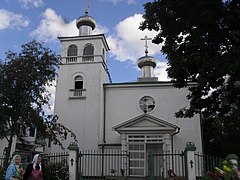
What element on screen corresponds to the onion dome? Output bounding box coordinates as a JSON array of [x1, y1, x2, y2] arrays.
[[76, 11, 96, 36], [76, 12, 96, 30], [138, 55, 157, 69]]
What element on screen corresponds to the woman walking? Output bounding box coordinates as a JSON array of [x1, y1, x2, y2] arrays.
[[5, 155, 24, 180], [23, 154, 44, 180]]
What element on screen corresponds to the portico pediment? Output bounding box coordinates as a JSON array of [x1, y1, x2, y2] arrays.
[[113, 114, 179, 134]]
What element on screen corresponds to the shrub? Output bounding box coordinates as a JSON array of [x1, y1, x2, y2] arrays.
[[44, 164, 69, 180], [0, 166, 6, 180]]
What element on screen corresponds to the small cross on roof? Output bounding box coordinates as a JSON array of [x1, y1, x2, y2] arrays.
[[140, 35, 152, 55]]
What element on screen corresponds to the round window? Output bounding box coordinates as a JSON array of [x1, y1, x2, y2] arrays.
[[139, 96, 155, 113]]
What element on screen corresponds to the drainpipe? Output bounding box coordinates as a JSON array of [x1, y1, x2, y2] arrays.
[[103, 84, 106, 144], [101, 84, 107, 177], [199, 111, 204, 155], [171, 127, 180, 171], [171, 127, 180, 153]]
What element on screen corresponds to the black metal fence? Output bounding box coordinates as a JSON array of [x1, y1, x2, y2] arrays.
[[148, 150, 185, 179], [0, 151, 225, 179], [41, 152, 70, 180], [195, 152, 223, 177], [41, 152, 69, 166], [78, 150, 130, 179]]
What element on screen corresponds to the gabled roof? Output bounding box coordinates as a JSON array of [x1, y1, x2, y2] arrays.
[[113, 114, 179, 134]]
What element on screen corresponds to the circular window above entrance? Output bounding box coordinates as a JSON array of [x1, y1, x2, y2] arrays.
[[139, 96, 155, 113]]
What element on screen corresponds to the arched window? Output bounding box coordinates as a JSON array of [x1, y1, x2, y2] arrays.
[[74, 76, 83, 89], [67, 44, 78, 56], [83, 44, 94, 61], [83, 44, 94, 56]]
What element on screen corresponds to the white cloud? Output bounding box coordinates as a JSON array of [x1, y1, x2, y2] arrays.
[[31, 8, 77, 42], [106, 13, 168, 81], [106, 14, 162, 62], [0, 9, 29, 30], [154, 62, 170, 81], [42, 81, 56, 115], [18, 0, 44, 9], [31, 8, 107, 42], [93, 24, 109, 35], [100, 0, 135, 5]]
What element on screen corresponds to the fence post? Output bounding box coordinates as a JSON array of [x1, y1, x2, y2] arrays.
[[68, 142, 79, 180], [185, 142, 196, 180]]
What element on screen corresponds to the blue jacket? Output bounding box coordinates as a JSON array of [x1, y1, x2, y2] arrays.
[[5, 163, 17, 180]]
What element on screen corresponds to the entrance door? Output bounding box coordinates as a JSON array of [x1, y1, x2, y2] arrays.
[[146, 143, 163, 176], [129, 144, 145, 176]]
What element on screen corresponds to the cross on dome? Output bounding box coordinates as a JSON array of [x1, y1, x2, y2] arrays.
[[140, 35, 152, 56]]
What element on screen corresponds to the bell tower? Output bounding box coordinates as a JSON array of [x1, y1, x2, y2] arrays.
[[53, 0, 110, 151]]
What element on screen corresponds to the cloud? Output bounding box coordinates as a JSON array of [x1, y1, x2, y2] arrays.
[[18, 0, 44, 9], [31, 8, 77, 41], [0, 9, 29, 30], [106, 14, 162, 62], [155, 62, 170, 81], [31, 8, 107, 42], [42, 81, 56, 115], [106, 13, 167, 81], [100, 0, 135, 5]]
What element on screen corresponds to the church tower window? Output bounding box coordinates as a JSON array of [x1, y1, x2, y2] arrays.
[[67, 44, 78, 56], [69, 75, 86, 98], [66, 44, 78, 63], [83, 43, 94, 61], [74, 76, 83, 89]]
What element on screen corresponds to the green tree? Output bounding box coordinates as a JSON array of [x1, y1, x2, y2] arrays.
[[0, 40, 76, 167], [140, 0, 240, 156]]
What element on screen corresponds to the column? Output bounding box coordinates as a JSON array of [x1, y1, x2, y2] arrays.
[[185, 142, 197, 180], [120, 134, 128, 177], [163, 133, 171, 176], [68, 142, 79, 180]]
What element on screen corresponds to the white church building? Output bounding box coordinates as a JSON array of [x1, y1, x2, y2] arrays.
[[53, 6, 203, 177]]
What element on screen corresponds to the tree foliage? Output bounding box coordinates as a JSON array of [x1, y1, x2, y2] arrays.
[[0, 40, 76, 166], [140, 0, 240, 156]]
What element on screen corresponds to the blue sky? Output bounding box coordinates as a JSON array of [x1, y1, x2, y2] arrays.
[[1, 0, 169, 114], [0, 0, 169, 83]]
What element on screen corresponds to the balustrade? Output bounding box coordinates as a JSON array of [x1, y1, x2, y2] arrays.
[[69, 89, 86, 98]]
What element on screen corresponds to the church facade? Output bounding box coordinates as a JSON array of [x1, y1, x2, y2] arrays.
[[53, 8, 203, 177]]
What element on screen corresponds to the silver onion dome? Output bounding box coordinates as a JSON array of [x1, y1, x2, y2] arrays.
[[137, 55, 157, 69], [76, 11, 96, 36], [76, 13, 96, 30]]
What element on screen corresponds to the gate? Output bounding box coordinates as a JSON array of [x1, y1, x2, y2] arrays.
[[148, 151, 185, 179], [78, 150, 130, 179]]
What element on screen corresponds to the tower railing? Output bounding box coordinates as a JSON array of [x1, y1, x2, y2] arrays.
[[65, 56, 94, 63], [69, 89, 86, 98]]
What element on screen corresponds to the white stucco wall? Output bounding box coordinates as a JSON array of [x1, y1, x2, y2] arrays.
[[52, 35, 109, 151], [104, 83, 203, 152], [52, 63, 107, 151], [0, 137, 16, 157]]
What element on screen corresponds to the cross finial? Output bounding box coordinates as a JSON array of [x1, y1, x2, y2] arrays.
[[140, 35, 152, 55], [85, 0, 89, 15]]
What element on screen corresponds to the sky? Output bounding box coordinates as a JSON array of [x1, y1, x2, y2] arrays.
[[0, 0, 169, 114]]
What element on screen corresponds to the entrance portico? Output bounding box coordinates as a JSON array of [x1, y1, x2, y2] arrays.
[[113, 114, 179, 176]]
